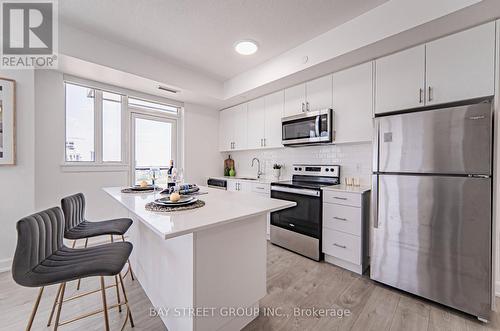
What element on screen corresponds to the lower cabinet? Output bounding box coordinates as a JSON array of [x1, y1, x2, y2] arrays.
[[226, 179, 271, 239], [322, 188, 370, 274]]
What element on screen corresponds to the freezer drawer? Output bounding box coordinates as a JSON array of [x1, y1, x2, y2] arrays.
[[376, 99, 492, 174], [371, 174, 492, 319]]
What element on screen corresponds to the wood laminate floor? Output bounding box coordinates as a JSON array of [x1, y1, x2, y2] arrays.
[[1, 243, 499, 331]]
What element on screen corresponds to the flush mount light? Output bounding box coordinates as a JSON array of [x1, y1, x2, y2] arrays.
[[234, 40, 259, 55]]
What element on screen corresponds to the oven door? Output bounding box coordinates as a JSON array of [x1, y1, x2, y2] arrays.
[[270, 186, 321, 238], [281, 109, 332, 146]]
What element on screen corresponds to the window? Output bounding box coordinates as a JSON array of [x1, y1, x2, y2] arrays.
[[65, 82, 124, 163], [65, 84, 95, 162], [129, 97, 178, 114], [102, 92, 122, 162], [64, 80, 181, 175]]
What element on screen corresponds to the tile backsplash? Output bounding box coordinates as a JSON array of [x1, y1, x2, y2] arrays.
[[221, 142, 372, 186]]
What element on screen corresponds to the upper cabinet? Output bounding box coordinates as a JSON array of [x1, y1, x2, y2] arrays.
[[333, 62, 373, 143], [284, 75, 332, 116], [284, 84, 306, 116], [306, 75, 333, 111], [264, 91, 284, 148], [218, 103, 248, 151], [425, 22, 495, 105], [375, 21, 495, 114], [247, 97, 266, 149], [375, 45, 426, 114]]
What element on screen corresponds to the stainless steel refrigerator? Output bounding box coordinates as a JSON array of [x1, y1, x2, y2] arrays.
[[371, 98, 493, 321]]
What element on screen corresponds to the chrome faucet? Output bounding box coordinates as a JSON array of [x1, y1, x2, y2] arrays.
[[251, 157, 263, 179]]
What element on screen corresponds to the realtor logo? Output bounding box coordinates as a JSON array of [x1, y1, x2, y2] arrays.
[[1, 0, 58, 68]]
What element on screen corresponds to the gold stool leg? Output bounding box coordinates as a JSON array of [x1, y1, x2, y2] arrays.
[[110, 235, 123, 313], [76, 238, 88, 290], [100, 277, 111, 331], [53, 282, 66, 331], [25, 286, 44, 331], [118, 273, 135, 328], [122, 235, 135, 281], [47, 283, 62, 326]]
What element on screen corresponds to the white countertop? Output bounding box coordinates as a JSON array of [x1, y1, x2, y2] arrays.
[[322, 184, 371, 194], [103, 186, 295, 240], [208, 176, 274, 184]]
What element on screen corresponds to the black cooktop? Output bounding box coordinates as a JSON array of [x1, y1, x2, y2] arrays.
[[272, 175, 340, 190]]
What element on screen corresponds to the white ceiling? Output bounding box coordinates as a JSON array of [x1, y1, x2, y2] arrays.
[[59, 0, 388, 81]]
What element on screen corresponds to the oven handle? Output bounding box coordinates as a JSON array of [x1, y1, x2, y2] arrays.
[[271, 186, 320, 197]]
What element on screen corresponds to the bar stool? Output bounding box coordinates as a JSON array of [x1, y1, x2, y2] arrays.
[[12, 207, 134, 331], [61, 193, 135, 288]]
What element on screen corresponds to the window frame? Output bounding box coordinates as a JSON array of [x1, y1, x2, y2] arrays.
[[62, 79, 182, 173], [129, 110, 178, 185]]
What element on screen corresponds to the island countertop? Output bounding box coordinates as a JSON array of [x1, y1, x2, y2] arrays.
[[103, 186, 295, 240]]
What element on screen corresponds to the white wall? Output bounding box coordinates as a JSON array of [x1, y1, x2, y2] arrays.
[[0, 69, 35, 271], [223, 143, 372, 186], [183, 103, 223, 186]]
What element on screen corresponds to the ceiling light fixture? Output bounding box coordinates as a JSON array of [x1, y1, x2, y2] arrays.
[[234, 40, 259, 55]]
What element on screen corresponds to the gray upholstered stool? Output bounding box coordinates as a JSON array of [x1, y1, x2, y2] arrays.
[[61, 193, 135, 288], [12, 207, 134, 331]]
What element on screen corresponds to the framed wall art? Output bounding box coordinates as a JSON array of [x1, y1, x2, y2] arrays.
[[0, 78, 16, 165]]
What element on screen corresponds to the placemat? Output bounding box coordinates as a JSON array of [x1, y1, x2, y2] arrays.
[[145, 199, 205, 212], [121, 187, 163, 194]]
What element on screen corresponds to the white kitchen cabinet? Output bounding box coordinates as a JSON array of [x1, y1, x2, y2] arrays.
[[226, 179, 251, 192], [306, 74, 333, 111], [247, 97, 266, 149], [284, 83, 306, 117], [332, 62, 373, 143], [219, 104, 247, 151], [233, 103, 248, 150], [264, 90, 284, 148], [425, 22, 495, 105], [375, 45, 426, 114], [322, 187, 370, 275], [218, 106, 235, 151]]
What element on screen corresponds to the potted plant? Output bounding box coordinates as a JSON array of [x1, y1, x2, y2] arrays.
[[272, 164, 282, 180]]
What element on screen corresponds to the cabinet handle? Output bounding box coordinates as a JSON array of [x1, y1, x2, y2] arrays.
[[333, 243, 347, 249], [306, 101, 310, 111], [301, 103, 305, 112], [333, 217, 348, 221], [289, 223, 295, 227], [264, 138, 266, 146], [419, 88, 423, 103], [333, 197, 348, 200], [428, 86, 432, 102]]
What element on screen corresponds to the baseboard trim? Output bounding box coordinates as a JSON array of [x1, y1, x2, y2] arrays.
[[0, 258, 12, 273]]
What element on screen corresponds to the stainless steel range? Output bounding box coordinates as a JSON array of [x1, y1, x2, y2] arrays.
[[270, 165, 340, 261]]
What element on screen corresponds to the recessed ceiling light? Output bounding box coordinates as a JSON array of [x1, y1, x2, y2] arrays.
[[234, 40, 258, 55]]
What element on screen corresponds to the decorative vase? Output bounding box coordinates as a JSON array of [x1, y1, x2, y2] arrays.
[[272, 168, 281, 181], [229, 167, 236, 177]]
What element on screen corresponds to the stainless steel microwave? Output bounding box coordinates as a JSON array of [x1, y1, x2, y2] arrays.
[[281, 109, 334, 146]]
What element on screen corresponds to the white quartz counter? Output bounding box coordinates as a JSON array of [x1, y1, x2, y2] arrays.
[[322, 184, 371, 194], [103, 186, 295, 240]]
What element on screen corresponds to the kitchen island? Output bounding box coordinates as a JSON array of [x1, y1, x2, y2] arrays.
[[103, 186, 295, 331]]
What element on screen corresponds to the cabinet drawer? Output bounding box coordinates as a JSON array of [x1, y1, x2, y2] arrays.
[[323, 190, 361, 207], [322, 228, 361, 264], [252, 183, 270, 194], [323, 203, 361, 236]]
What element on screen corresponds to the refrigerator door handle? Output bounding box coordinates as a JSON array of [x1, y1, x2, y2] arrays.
[[372, 119, 379, 172], [372, 174, 379, 228]]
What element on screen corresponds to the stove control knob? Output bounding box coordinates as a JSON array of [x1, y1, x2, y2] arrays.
[[294, 167, 298, 171], [325, 168, 329, 172], [299, 167, 302, 171], [330, 168, 335, 172]]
